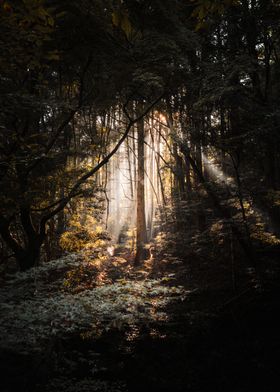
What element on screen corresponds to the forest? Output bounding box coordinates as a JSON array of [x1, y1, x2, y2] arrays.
[[0, 0, 280, 391]]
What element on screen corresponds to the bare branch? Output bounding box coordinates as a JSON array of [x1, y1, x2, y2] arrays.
[[39, 94, 164, 231]]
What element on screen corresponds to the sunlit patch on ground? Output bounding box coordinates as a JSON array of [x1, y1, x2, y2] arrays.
[[0, 253, 185, 354]]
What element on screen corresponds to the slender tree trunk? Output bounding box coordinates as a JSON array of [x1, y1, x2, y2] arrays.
[[135, 105, 147, 264], [126, 137, 134, 199]]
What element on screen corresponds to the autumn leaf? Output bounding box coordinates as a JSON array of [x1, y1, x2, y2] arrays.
[[3, 1, 12, 13], [112, 8, 133, 39]]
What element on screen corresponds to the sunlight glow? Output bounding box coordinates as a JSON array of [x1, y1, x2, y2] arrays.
[[105, 124, 163, 243], [106, 143, 136, 242], [202, 152, 234, 185]]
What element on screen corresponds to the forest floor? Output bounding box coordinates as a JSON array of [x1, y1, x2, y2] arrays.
[[1, 236, 280, 392]]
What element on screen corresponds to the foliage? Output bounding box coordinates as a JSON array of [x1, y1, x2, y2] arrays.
[[191, 0, 240, 29], [0, 254, 185, 353], [0, 0, 57, 71], [59, 208, 108, 252]]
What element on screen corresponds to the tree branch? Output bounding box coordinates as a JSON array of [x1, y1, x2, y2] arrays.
[[39, 95, 164, 231], [26, 54, 94, 174]]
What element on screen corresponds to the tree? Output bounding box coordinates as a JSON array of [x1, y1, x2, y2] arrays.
[[0, 0, 162, 270], [135, 105, 148, 264]]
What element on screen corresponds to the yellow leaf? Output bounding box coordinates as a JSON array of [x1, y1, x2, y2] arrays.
[[112, 9, 132, 39], [3, 2, 12, 13], [112, 11, 120, 27], [46, 52, 60, 61], [121, 13, 132, 38], [47, 16, 54, 27]]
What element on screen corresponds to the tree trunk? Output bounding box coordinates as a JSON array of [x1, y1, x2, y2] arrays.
[[0, 216, 44, 271], [135, 106, 147, 264], [16, 239, 43, 271]]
